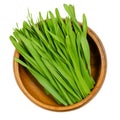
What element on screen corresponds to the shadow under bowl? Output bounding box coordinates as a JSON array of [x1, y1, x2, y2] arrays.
[[13, 25, 107, 112]]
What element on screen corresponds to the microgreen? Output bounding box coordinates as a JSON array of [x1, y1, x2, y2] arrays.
[[10, 4, 95, 105]]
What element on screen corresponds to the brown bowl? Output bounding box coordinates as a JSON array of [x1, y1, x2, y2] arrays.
[[13, 24, 107, 112]]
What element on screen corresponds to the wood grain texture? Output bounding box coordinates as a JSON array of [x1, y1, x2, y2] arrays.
[[13, 24, 107, 111]]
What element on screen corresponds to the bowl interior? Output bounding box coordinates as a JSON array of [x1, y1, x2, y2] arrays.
[[14, 27, 107, 111]]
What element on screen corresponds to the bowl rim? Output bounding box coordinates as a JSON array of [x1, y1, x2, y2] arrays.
[[13, 24, 107, 112]]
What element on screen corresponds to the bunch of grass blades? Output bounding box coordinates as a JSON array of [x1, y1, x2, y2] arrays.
[[10, 4, 95, 106]]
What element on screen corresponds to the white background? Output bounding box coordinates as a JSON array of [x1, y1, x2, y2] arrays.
[[0, 0, 119, 119]]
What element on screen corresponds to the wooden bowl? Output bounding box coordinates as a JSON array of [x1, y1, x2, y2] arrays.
[[13, 24, 107, 112]]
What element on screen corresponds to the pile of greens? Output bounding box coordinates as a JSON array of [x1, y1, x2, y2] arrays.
[[10, 4, 95, 106]]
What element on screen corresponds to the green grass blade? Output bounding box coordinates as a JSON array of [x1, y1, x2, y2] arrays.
[[47, 30, 64, 45], [80, 32, 91, 74], [82, 14, 87, 36], [64, 4, 82, 33], [55, 8, 67, 36]]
